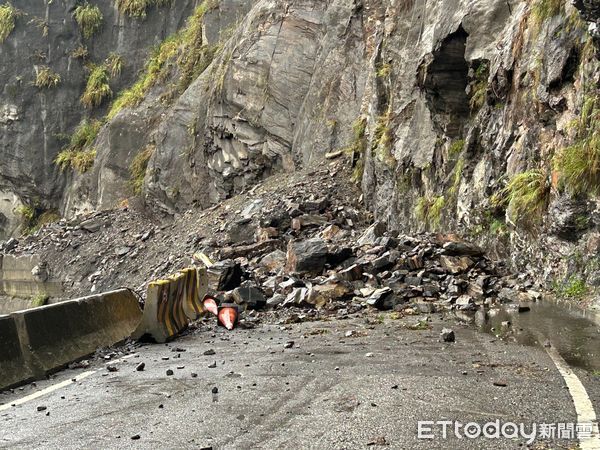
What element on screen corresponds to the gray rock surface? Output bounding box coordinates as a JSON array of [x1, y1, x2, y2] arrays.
[[2, 0, 599, 294], [0, 0, 200, 236]]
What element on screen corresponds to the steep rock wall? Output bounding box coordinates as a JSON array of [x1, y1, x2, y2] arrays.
[[0, 0, 200, 237], [4, 0, 600, 291]]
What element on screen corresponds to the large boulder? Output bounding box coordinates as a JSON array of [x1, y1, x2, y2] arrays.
[[286, 238, 329, 275]]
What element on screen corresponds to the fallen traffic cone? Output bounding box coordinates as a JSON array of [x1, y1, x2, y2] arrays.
[[203, 297, 219, 316], [218, 304, 239, 330]]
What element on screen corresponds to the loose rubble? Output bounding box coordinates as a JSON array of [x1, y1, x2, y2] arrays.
[[1, 161, 542, 330]]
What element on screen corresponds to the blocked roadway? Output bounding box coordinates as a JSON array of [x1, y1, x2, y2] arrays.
[[1, 316, 599, 449]]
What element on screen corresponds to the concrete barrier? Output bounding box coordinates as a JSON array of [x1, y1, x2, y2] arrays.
[[0, 289, 142, 391], [0, 314, 39, 390], [134, 267, 208, 343], [0, 254, 63, 299]]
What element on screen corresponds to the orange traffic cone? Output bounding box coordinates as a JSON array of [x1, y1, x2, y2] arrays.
[[218, 304, 239, 330], [203, 297, 219, 316]]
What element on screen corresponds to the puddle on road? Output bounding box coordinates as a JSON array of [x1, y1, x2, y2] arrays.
[[466, 300, 600, 373]]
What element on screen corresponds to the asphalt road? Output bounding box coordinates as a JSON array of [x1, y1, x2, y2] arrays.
[[0, 314, 598, 449]]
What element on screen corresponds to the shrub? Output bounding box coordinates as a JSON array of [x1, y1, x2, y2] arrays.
[[81, 65, 112, 108], [0, 3, 18, 43], [492, 169, 550, 225], [74, 3, 103, 39], [35, 66, 61, 88], [129, 145, 155, 194]]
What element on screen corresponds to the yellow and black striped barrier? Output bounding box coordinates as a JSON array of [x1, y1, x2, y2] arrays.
[[133, 266, 208, 343]]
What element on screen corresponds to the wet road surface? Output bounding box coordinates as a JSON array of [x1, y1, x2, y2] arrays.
[[0, 312, 599, 449]]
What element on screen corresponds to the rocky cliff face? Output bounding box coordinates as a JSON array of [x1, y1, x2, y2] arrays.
[[0, 0, 200, 237], [1, 0, 599, 291]]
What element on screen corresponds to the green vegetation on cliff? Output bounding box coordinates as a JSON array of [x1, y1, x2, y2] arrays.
[[16, 205, 60, 235], [346, 117, 367, 182], [530, 0, 564, 33], [415, 195, 445, 230], [492, 169, 550, 225], [35, 66, 61, 88], [74, 3, 103, 39], [372, 108, 395, 167], [108, 0, 220, 119], [0, 3, 18, 43], [130, 145, 155, 194], [55, 119, 101, 173], [115, 0, 172, 18], [82, 65, 112, 108], [469, 61, 489, 110], [555, 90, 599, 195]]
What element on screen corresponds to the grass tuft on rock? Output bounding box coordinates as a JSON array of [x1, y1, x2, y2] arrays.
[[35, 66, 61, 88], [344, 117, 367, 182], [129, 145, 155, 194], [372, 108, 395, 167], [55, 119, 102, 173], [469, 61, 489, 111], [115, 0, 172, 18], [492, 169, 550, 225], [31, 294, 49, 307], [105, 52, 124, 78], [16, 205, 60, 235], [81, 65, 112, 108], [554, 91, 600, 195], [0, 3, 18, 44], [74, 3, 103, 39], [415, 195, 445, 230], [71, 44, 89, 59]]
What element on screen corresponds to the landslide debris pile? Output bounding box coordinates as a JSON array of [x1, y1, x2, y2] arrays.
[[3, 161, 540, 323]]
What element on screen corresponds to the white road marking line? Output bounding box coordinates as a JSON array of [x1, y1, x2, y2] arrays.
[[545, 346, 600, 449], [0, 371, 96, 412]]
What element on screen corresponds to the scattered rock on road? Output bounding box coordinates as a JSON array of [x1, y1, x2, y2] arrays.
[[440, 328, 455, 343]]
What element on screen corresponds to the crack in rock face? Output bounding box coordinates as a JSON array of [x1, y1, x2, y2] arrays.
[[421, 25, 470, 138]]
